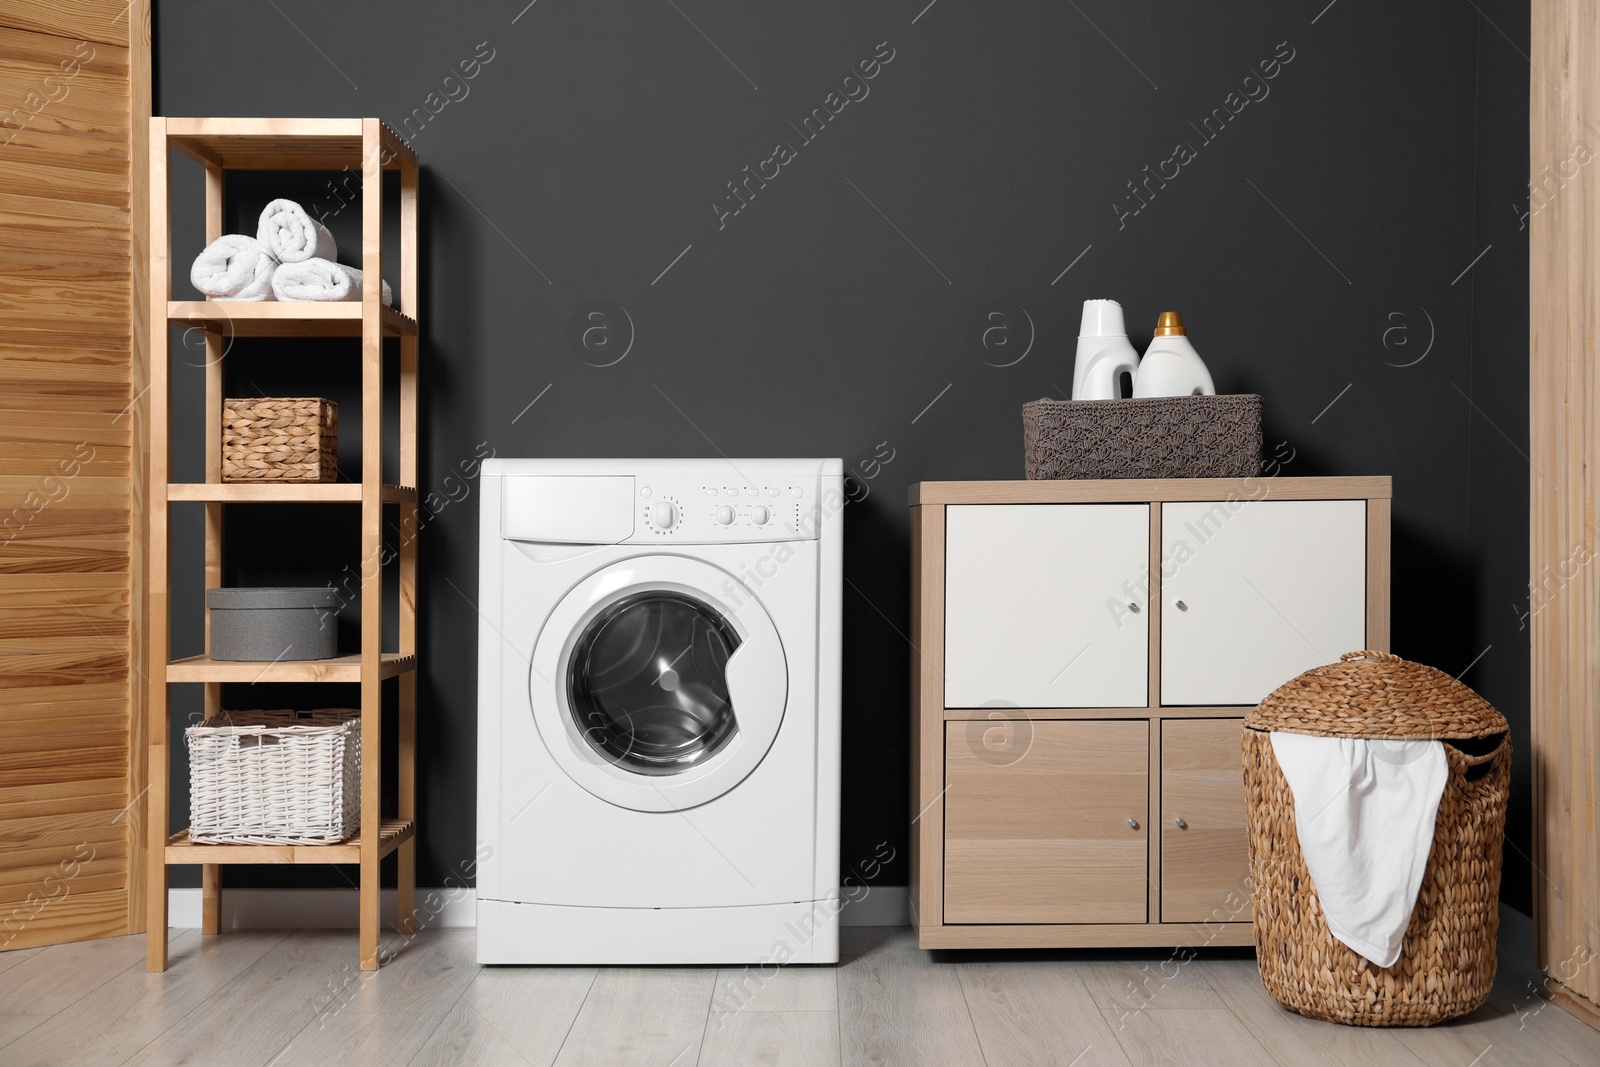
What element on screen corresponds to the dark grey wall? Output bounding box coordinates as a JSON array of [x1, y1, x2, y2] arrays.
[[1464, 0, 1532, 912], [155, 0, 1533, 907]]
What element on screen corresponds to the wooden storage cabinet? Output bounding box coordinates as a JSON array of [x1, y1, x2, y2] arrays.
[[945, 720, 1147, 924], [910, 477, 1390, 949]]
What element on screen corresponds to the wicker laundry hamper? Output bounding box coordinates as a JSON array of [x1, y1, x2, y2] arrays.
[[1242, 651, 1510, 1026]]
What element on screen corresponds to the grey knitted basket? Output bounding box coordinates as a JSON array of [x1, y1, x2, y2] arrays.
[[1022, 394, 1263, 480]]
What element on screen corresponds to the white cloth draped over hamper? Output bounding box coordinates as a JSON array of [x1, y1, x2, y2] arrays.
[[270, 258, 393, 306], [1268, 732, 1449, 968], [257, 198, 337, 263], [189, 234, 277, 301]]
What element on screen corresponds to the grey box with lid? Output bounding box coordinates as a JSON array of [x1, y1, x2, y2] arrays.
[[204, 586, 341, 661]]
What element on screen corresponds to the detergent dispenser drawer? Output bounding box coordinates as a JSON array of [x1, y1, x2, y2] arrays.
[[502, 476, 636, 544]]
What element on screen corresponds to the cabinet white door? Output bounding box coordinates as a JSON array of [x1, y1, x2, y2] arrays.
[[945, 504, 1149, 708], [1161, 500, 1366, 706]]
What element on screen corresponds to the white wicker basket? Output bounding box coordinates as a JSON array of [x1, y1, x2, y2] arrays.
[[186, 709, 361, 844]]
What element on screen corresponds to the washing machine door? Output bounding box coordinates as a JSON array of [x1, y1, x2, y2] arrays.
[[529, 555, 788, 811]]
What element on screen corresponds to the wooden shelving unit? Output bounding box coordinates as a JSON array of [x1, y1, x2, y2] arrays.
[[146, 118, 421, 972]]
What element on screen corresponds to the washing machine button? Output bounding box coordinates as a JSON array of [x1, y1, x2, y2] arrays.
[[715, 505, 735, 526], [639, 486, 652, 499], [789, 486, 803, 497], [766, 487, 780, 497]]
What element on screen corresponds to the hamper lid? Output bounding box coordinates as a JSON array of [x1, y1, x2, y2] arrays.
[[1244, 650, 1508, 740], [205, 586, 341, 610]]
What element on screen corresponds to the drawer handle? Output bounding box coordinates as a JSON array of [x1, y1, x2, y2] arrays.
[[1128, 601, 1141, 614], [1175, 600, 1188, 611], [1126, 818, 1139, 829], [1174, 817, 1187, 830]]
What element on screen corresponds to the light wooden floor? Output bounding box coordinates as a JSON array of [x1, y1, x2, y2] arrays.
[[0, 926, 1595, 1065]]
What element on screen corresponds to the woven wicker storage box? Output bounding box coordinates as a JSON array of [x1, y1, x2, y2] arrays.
[[186, 710, 360, 844], [223, 397, 337, 482], [1022, 394, 1262, 479], [1242, 651, 1510, 1026]]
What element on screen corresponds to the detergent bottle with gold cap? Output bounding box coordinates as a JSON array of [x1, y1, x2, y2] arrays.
[[1132, 311, 1216, 397]]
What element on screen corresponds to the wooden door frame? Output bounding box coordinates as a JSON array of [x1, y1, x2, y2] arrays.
[[1530, 0, 1600, 1029], [128, 0, 151, 939]]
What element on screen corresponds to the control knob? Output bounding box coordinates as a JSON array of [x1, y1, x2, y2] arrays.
[[650, 501, 677, 529], [715, 505, 735, 526], [751, 506, 770, 525]]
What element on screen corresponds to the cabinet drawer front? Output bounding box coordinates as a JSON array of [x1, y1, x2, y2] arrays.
[[1160, 499, 1366, 706], [1160, 718, 1252, 924], [944, 719, 1147, 924], [944, 505, 1149, 708]]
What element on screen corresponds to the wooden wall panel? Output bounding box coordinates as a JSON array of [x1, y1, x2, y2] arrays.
[[0, 0, 135, 48], [1531, 0, 1600, 1024], [0, 0, 146, 952]]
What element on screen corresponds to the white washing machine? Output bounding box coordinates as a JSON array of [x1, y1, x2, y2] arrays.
[[476, 458, 843, 964]]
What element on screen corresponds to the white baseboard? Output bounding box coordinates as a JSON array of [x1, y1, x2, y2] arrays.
[[173, 887, 1524, 957], [169, 886, 911, 930], [168, 887, 478, 931]]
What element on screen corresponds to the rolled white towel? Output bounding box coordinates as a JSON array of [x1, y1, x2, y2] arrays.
[[257, 198, 337, 264], [271, 258, 393, 307], [190, 234, 278, 301]]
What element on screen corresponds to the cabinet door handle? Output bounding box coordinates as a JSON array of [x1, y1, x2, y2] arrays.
[[1174, 817, 1187, 829], [1128, 601, 1141, 614], [1126, 818, 1139, 829], [1175, 600, 1188, 612]]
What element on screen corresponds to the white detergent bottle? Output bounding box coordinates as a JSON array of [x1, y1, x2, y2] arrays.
[[1071, 299, 1141, 400], [1132, 311, 1216, 397]]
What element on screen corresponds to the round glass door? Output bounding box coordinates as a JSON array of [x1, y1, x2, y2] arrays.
[[567, 591, 742, 775], [530, 555, 789, 811]]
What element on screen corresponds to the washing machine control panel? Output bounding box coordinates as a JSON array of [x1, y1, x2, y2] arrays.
[[634, 476, 823, 542]]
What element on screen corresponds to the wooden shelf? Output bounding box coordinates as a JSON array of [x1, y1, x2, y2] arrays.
[[164, 117, 415, 171], [167, 483, 417, 503], [150, 116, 421, 972], [167, 653, 416, 683], [165, 820, 415, 865], [168, 301, 417, 337]]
